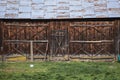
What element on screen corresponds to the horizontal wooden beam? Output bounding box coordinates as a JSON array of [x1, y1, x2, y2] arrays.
[[70, 40, 113, 43], [5, 40, 113, 43], [4, 40, 48, 43], [70, 56, 115, 59], [4, 24, 49, 27], [70, 24, 113, 27]]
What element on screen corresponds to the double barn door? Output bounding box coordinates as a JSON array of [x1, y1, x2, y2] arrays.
[[2, 20, 117, 61]]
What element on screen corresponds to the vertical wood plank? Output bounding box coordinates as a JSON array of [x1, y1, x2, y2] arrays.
[[30, 41, 33, 62]]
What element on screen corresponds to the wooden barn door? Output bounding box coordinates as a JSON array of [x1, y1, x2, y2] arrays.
[[49, 21, 69, 61], [69, 20, 116, 61], [3, 20, 49, 61], [1, 19, 119, 62]]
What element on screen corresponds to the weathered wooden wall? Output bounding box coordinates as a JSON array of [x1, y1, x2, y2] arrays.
[[0, 21, 2, 48], [0, 18, 120, 61]]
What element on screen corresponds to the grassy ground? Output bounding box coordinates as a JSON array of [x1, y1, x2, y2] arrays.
[[0, 61, 120, 80]]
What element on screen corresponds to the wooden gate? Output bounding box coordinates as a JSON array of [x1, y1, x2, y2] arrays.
[[3, 20, 49, 61], [69, 20, 117, 61]]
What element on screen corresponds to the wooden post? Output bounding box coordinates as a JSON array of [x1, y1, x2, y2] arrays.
[[117, 20, 120, 56], [0, 21, 4, 62], [1, 47, 4, 62], [118, 40, 119, 55], [30, 41, 33, 62], [45, 42, 48, 61], [115, 20, 120, 61]]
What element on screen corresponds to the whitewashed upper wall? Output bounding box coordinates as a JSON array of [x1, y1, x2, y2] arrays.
[[0, 0, 120, 19]]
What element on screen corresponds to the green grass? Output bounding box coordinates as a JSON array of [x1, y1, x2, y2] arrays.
[[0, 61, 120, 80]]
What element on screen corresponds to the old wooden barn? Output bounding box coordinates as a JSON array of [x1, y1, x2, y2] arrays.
[[0, 0, 120, 62]]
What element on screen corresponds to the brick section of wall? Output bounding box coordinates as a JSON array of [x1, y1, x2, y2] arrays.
[[0, 0, 120, 19]]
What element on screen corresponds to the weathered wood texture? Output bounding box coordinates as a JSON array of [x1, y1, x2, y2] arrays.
[[0, 19, 120, 61], [0, 21, 2, 48]]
